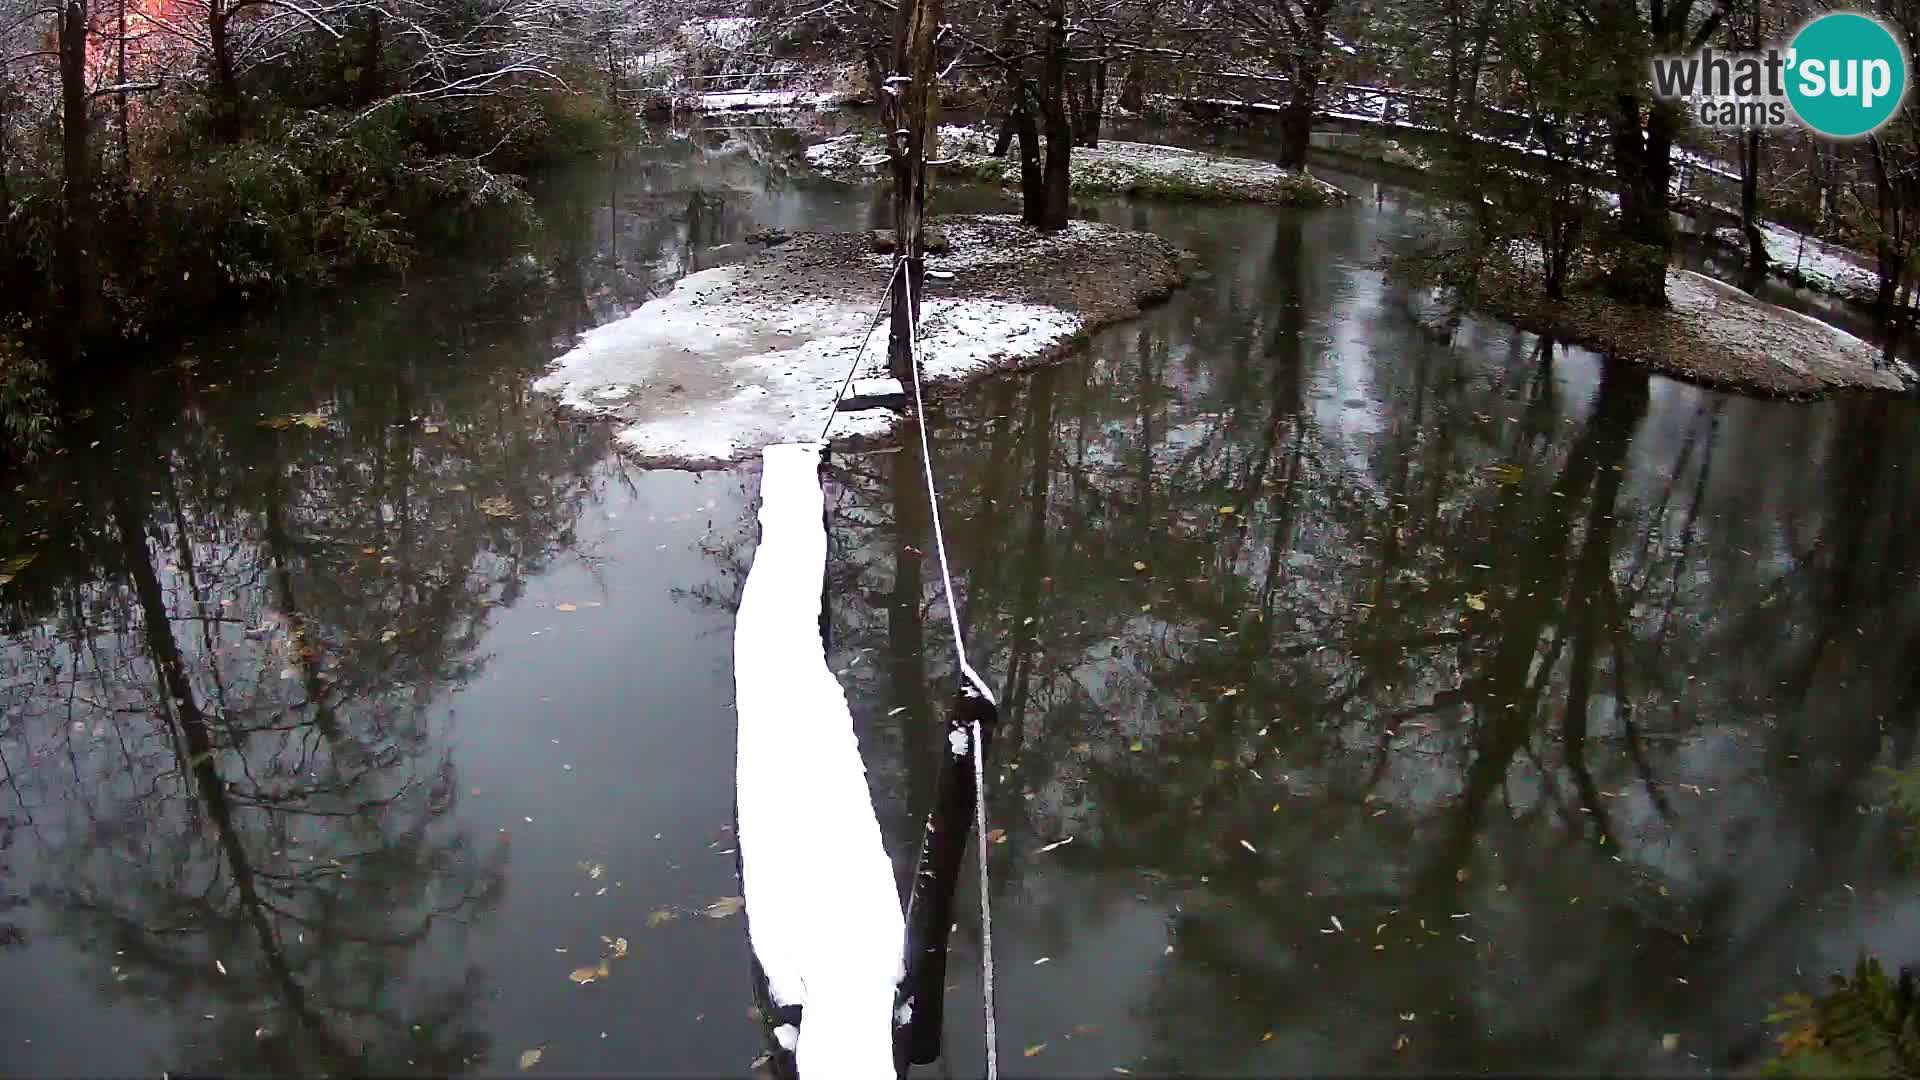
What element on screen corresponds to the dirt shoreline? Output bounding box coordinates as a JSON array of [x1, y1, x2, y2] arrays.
[[534, 214, 1189, 468], [1476, 262, 1911, 399]]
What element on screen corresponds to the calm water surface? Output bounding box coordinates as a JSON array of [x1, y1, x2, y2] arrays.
[[2, 119, 1917, 1077]]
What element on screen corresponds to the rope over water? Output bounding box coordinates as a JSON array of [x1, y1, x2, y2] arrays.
[[819, 261, 905, 444], [902, 266, 1000, 1080], [818, 258, 1001, 1080]]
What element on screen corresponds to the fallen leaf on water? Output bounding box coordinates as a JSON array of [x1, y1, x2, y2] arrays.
[[1129, 741, 1144, 752], [1394, 1034, 1411, 1053], [1464, 593, 1487, 611], [423, 424, 441, 434], [704, 896, 745, 919], [0, 552, 36, 586], [1218, 506, 1237, 515], [569, 966, 601, 985], [1132, 561, 1148, 571], [611, 937, 629, 959], [519, 1047, 543, 1070], [380, 630, 398, 643], [1455, 867, 1470, 882], [647, 909, 679, 928], [1261, 1032, 1274, 1043], [1024, 1043, 1047, 1058], [986, 828, 1007, 844], [1661, 1033, 1680, 1052], [556, 603, 579, 613], [586, 863, 605, 880], [478, 496, 515, 519], [262, 412, 329, 431]]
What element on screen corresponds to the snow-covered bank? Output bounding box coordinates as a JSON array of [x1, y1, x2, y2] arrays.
[[533, 215, 1188, 467], [802, 126, 1349, 205], [691, 88, 851, 113], [1477, 264, 1910, 398], [1708, 221, 1884, 305], [734, 442, 902, 1078]]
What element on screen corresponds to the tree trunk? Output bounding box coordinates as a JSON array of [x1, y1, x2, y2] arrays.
[[1277, 4, 1328, 171], [1069, 63, 1091, 147], [1017, 82, 1043, 225], [886, 0, 942, 381], [115, 0, 128, 182], [1037, 0, 1072, 231], [1604, 95, 1675, 307], [1740, 126, 1768, 283], [1089, 56, 1105, 147], [1443, 0, 1467, 115], [1867, 134, 1906, 345], [58, 0, 96, 356], [1458, 0, 1498, 126], [1118, 33, 1146, 112], [355, 9, 385, 105], [1278, 78, 1314, 170], [209, 6, 242, 141]]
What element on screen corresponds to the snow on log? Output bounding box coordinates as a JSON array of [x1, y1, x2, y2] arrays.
[[734, 442, 904, 1079]]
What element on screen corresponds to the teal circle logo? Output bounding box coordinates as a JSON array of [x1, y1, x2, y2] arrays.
[[1787, 12, 1908, 137]]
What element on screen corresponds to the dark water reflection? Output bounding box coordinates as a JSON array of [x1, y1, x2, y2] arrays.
[[1, 120, 1917, 1076], [826, 183, 1920, 1074]]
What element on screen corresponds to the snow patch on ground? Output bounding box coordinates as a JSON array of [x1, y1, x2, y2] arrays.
[[735, 442, 903, 1079], [805, 127, 1347, 204], [689, 15, 756, 47], [532, 258, 1081, 466], [1666, 269, 1896, 388], [1756, 224, 1881, 302], [694, 89, 844, 112]]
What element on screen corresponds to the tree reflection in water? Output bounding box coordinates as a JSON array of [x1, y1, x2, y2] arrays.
[[2, 134, 1917, 1077], [0, 250, 618, 1074], [804, 195, 1920, 1074]]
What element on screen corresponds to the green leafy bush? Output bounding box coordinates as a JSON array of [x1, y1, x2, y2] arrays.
[[0, 319, 54, 461], [1770, 955, 1920, 1078]]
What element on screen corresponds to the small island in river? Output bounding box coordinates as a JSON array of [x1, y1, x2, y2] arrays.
[[535, 214, 1188, 468]]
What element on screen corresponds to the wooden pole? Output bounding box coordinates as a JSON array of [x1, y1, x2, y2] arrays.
[[886, 0, 941, 384], [893, 682, 999, 1071]]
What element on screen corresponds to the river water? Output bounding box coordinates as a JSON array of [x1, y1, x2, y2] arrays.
[[2, 117, 1918, 1077]]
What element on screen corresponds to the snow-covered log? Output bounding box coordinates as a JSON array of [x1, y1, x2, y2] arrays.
[[734, 442, 905, 1080]]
